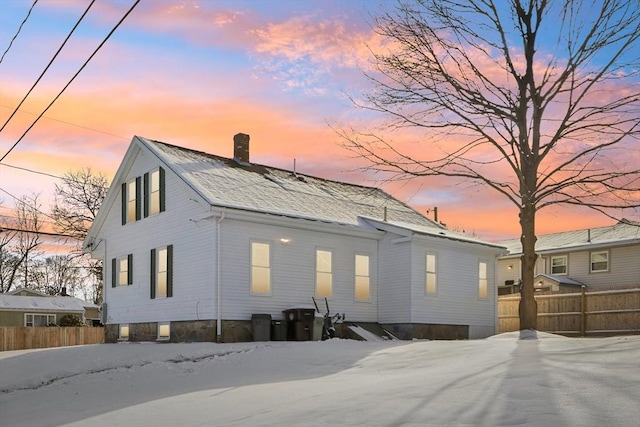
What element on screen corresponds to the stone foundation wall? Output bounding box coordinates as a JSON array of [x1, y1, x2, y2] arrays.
[[104, 320, 469, 343]]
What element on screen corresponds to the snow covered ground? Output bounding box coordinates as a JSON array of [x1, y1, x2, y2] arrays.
[[1, 332, 638, 427]]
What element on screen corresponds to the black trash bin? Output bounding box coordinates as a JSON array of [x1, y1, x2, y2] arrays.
[[251, 314, 272, 341], [283, 308, 316, 341], [271, 320, 286, 341]]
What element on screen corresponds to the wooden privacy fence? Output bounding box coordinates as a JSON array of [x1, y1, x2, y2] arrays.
[[499, 288, 640, 336], [0, 327, 104, 352]]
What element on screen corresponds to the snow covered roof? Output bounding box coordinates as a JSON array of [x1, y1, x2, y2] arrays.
[[0, 295, 85, 313], [6, 288, 98, 309], [498, 219, 640, 256], [139, 136, 442, 229], [535, 274, 583, 286], [361, 217, 506, 250]]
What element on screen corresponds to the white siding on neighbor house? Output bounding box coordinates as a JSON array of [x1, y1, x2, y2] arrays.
[[409, 236, 498, 335], [219, 217, 380, 322], [103, 150, 217, 324], [540, 244, 639, 287], [377, 233, 413, 324]]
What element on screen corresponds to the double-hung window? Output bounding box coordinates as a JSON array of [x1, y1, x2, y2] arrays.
[[144, 167, 165, 217], [251, 242, 271, 294], [551, 255, 567, 275], [354, 254, 370, 301], [426, 253, 437, 295], [316, 249, 333, 298], [122, 178, 141, 224], [590, 251, 609, 273], [151, 245, 173, 299], [112, 254, 133, 287], [478, 262, 488, 299]]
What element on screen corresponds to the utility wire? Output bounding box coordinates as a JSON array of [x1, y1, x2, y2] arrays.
[[0, 104, 129, 140], [0, 187, 57, 222], [0, 0, 141, 163], [0, 0, 96, 134], [0, 0, 39, 64], [0, 225, 80, 239]]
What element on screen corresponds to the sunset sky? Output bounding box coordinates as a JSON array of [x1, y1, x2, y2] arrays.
[[1, 0, 638, 245]]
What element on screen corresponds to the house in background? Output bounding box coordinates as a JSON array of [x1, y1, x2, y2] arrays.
[[2, 288, 101, 326], [497, 220, 640, 294], [0, 293, 85, 327], [84, 134, 504, 343]]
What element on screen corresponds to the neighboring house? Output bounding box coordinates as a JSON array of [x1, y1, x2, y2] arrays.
[[84, 134, 505, 343], [497, 220, 640, 294], [4, 288, 101, 326], [0, 294, 85, 327]]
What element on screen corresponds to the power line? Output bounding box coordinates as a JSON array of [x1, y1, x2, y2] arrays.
[[0, 163, 62, 180], [0, 0, 96, 134], [0, 104, 129, 140], [0, 225, 80, 239], [0, 187, 57, 222], [0, 0, 141, 163], [0, 0, 39, 64]]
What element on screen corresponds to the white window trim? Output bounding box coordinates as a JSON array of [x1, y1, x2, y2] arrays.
[[24, 313, 56, 327], [590, 250, 609, 273], [425, 252, 437, 296], [354, 253, 371, 302], [315, 248, 333, 298], [250, 241, 272, 296], [117, 255, 130, 286], [118, 324, 129, 341], [550, 255, 568, 276], [478, 261, 488, 300], [157, 322, 170, 341]]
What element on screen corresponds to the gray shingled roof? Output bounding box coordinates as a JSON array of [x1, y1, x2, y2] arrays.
[[140, 136, 443, 229], [0, 295, 85, 312], [498, 219, 640, 255]]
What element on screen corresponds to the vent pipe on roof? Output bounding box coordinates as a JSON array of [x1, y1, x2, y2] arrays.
[[233, 133, 250, 163], [587, 228, 591, 243], [384, 206, 388, 221]]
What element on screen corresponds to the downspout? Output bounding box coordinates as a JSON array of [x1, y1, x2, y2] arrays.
[[216, 212, 225, 342]]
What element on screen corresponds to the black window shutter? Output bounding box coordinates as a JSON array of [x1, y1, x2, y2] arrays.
[[121, 183, 127, 225], [112, 258, 116, 288], [135, 176, 142, 221], [150, 248, 156, 299], [143, 172, 149, 218], [127, 254, 133, 285], [167, 244, 173, 297], [159, 167, 166, 213]]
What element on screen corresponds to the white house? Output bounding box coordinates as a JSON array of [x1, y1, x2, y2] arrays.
[[497, 220, 640, 294], [84, 134, 504, 342]]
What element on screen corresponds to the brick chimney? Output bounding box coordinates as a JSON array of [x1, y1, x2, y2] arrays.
[[233, 133, 250, 163]]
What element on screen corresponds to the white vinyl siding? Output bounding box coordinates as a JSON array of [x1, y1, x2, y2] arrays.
[[354, 254, 370, 301], [316, 249, 333, 298], [251, 242, 271, 294], [426, 253, 437, 295]]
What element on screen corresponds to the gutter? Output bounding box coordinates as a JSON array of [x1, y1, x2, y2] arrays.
[[216, 211, 225, 342]]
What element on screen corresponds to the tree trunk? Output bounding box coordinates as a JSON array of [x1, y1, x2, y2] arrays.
[[518, 204, 538, 330]]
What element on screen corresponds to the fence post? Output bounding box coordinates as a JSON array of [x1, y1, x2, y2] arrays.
[[580, 285, 586, 337]]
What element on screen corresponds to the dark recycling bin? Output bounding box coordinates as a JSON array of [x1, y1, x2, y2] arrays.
[[283, 308, 316, 341], [251, 314, 272, 341], [271, 320, 286, 341]]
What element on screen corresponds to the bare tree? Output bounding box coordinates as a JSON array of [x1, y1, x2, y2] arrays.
[[0, 194, 44, 292], [52, 168, 108, 303], [341, 0, 639, 330], [29, 255, 82, 296]]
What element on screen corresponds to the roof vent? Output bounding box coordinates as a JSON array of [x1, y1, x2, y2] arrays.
[[233, 133, 250, 163]]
